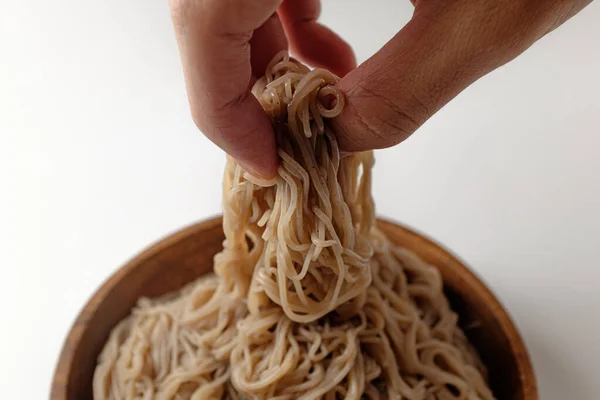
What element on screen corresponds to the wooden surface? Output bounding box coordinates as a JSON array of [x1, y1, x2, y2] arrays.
[[51, 216, 537, 399]]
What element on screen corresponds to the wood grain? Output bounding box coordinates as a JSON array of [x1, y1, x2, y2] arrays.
[[51, 216, 537, 399]]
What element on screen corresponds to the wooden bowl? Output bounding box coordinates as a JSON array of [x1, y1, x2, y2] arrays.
[[51, 216, 537, 399]]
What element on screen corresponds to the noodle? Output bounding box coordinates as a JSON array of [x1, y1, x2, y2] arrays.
[[93, 52, 495, 400]]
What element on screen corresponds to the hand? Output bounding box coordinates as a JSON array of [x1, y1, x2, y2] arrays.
[[332, 0, 593, 152], [169, 0, 355, 178], [170, 0, 593, 178]]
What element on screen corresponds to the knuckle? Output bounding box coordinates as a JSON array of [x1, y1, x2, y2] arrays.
[[189, 93, 252, 143], [190, 106, 208, 133], [210, 92, 248, 121], [347, 83, 425, 148]]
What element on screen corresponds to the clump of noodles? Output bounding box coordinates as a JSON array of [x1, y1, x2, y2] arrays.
[[93, 51, 495, 400], [227, 54, 376, 323]]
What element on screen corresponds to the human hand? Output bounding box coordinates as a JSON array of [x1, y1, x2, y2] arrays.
[[169, 0, 355, 178], [170, 0, 593, 178], [331, 0, 593, 152]]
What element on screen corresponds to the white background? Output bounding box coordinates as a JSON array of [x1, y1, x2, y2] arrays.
[[2, 1, 599, 399]]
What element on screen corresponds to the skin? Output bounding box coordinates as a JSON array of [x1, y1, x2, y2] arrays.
[[170, 0, 593, 178]]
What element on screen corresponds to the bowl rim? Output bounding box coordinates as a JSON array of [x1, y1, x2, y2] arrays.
[[51, 215, 538, 399]]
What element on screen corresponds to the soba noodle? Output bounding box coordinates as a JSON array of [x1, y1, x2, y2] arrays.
[[93, 52, 494, 400]]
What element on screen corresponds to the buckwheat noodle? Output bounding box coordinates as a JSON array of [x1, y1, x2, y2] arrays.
[[93, 52, 494, 400]]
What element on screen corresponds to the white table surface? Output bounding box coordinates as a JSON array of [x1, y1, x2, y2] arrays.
[[2, 1, 599, 399]]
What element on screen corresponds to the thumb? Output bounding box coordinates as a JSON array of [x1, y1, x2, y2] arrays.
[[331, 0, 591, 152]]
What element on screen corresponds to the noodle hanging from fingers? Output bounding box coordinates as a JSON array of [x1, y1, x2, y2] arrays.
[[93, 51, 495, 400]]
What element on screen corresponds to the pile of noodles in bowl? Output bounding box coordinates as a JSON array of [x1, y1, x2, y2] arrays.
[[91, 52, 501, 400]]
